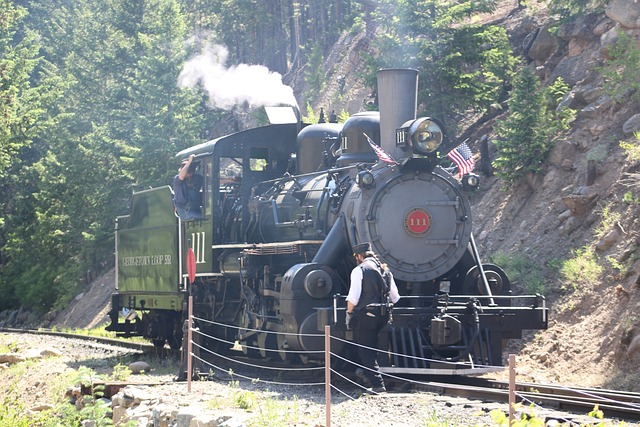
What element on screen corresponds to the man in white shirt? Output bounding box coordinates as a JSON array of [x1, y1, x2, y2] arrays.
[[345, 242, 400, 393]]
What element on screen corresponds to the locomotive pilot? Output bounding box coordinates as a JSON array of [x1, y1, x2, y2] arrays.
[[346, 242, 401, 393]]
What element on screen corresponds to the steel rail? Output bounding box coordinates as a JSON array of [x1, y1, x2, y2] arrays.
[[0, 327, 156, 352], [412, 377, 640, 421]]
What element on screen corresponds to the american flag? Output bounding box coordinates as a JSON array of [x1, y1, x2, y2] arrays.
[[363, 133, 398, 165], [447, 142, 475, 175]]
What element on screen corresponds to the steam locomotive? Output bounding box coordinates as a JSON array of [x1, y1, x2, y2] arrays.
[[107, 69, 548, 374]]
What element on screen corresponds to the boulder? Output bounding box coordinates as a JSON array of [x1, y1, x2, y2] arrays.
[[558, 91, 580, 110], [528, 27, 558, 62], [122, 385, 156, 404], [112, 406, 126, 425], [549, 53, 592, 87], [606, 0, 640, 29], [152, 403, 177, 427], [627, 333, 640, 357], [622, 113, 640, 136], [561, 192, 598, 215], [558, 210, 574, 222], [594, 16, 616, 37], [176, 407, 200, 427], [560, 216, 578, 235], [573, 83, 603, 105], [557, 13, 599, 41], [595, 227, 621, 251], [600, 25, 622, 58]]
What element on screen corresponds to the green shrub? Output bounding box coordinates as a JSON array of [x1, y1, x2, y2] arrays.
[[594, 202, 621, 240], [235, 390, 256, 410], [111, 363, 132, 381], [249, 395, 300, 427], [489, 251, 546, 295], [601, 31, 640, 101], [493, 67, 573, 186], [560, 246, 603, 290], [619, 132, 640, 161]]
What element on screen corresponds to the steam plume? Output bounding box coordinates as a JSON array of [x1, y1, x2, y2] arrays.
[[178, 44, 296, 110]]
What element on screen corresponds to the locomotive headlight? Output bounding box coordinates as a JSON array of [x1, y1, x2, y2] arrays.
[[356, 170, 374, 189], [408, 117, 444, 155], [462, 173, 480, 191]]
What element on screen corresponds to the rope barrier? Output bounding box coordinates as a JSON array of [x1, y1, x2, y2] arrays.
[[193, 327, 325, 355], [330, 383, 357, 400], [191, 339, 324, 372], [190, 352, 325, 387], [192, 315, 324, 337]]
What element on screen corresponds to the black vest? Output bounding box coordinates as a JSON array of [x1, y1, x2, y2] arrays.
[[355, 258, 385, 311]]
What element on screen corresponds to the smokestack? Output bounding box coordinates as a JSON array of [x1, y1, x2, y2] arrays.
[[377, 69, 419, 161]]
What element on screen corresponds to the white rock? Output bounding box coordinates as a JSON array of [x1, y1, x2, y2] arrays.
[[190, 414, 219, 427]]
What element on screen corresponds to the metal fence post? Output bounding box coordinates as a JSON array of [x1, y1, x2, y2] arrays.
[[325, 325, 331, 427], [187, 295, 193, 393], [509, 354, 516, 425]]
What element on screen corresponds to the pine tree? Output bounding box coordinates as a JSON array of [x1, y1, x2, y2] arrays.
[[492, 66, 571, 186], [1, 0, 208, 311], [365, 0, 516, 130]]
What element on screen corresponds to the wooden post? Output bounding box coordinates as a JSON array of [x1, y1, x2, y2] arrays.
[[325, 325, 331, 427], [509, 354, 516, 425], [586, 159, 596, 186], [187, 295, 193, 393]]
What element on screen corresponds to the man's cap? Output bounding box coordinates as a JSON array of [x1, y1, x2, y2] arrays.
[[352, 242, 371, 255]]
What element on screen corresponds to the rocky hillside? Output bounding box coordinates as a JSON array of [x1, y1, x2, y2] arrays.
[[468, 1, 640, 391]]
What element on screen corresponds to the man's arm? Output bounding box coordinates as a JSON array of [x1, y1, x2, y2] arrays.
[[347, 301, 356, 313], [388, 272, 401, 304], [346, 267, 363, 313], [178, 154, 195, 181]]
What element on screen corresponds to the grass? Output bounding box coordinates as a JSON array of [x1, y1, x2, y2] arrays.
[[593, 202, 621, 240], [559, 246, 603, 291], [489, 251, 547, 294], [248, 394, 301, 427], [492, 404, 628, 427]]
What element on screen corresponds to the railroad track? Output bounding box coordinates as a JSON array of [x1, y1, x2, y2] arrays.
[[412, 376, 640, 422], [0, 326, 157, 352]]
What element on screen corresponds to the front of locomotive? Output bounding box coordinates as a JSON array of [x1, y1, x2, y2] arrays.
[[335, 69, 548, 373], [347, 70, 478, 293]]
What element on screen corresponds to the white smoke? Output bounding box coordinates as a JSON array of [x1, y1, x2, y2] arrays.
[[178, 44, 297, 110]]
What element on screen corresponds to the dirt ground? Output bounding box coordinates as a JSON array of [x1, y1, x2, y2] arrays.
[[51, 269, 114, 331]]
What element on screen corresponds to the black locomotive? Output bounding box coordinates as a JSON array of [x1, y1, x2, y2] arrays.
[[107, 69, 548, 374]]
